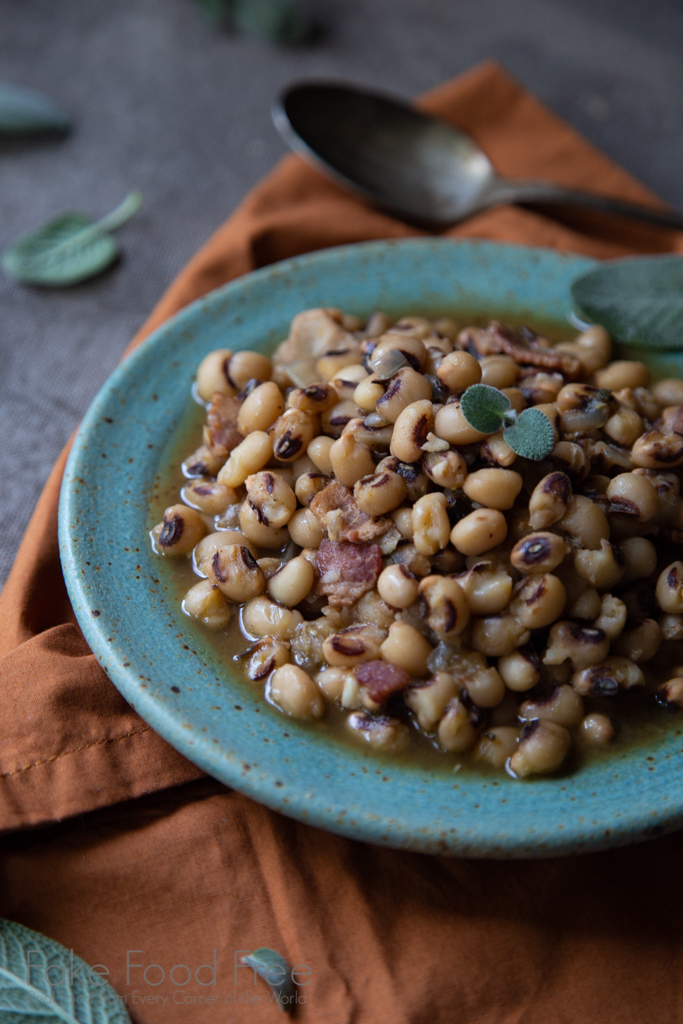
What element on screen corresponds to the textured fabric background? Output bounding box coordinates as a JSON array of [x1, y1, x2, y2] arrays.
[[1, 0, 683, 586]]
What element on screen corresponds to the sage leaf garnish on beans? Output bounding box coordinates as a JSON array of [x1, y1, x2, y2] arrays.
[[2, 191, 142, 287], [460, 383, 554, 461], [199, 0, 312, 43], [241, 948, 295, 1014], [0, 82, 70, 135], [571, 254, 683, 351], [0, 917, 131, 1023]]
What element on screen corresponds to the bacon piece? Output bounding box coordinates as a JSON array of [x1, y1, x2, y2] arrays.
[[468, 321, 582, 380], [356, 660, 410, 703], [205, 392, 243, 456], [315, 538, 382, 607], [309, 480, 392, 543]]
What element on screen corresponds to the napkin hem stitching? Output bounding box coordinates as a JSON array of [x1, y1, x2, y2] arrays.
[[0, 725, 153, 779]]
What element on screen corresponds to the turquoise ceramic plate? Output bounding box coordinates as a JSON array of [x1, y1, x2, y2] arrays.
[[59, 239, 683, 858]]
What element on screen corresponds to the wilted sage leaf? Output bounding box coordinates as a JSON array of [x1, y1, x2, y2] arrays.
[[0, 82, 70, 135], [571, 255, 683, 351], [0, 917, 130, 1023], [460, 383, 511, 434], [241, 947, 294, 1013], [503, 407, 554, 461], [2, 191, 142, 287]]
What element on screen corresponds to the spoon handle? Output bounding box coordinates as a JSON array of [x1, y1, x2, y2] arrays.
[[494, 180, 683, 232]]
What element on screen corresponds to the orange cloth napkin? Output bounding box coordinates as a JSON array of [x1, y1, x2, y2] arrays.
[[1, 62, 683, 1024]]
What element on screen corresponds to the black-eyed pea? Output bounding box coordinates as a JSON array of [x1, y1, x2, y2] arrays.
[[206, 544, 266, 602], [315, 666, 349, 701], [660, 614, 683, 640], [354, 469, 407, 516], [579, 713, 616, 744], [436, 350, 482, 392], [329, 433, 375, 487], [458, 564, 513, 615], [371, 333, 428, 373], [480, 432, 516, 467], [423, 448, 468, 489], [316, 347, 363, 381], [604, 406, 643, 447], [508, 720, 570, 778], [418, 575, 470, 637], [473, 727, 519, 769], [375, 367, 432, 422], [196, 348, 235, 401], [510, 574, 566, 630], [528, 472, 572, 529], [550, 442, 589, 480], [267, 556, 315, 608], [322, 400, 362, 438], [245, 471, 297, 528], [567, 586, 602, 621], [331, 365, 372, 401], [390, 399, 434, 462], [594, 594, 627, 640], [510, 532, 568, 574], [463, 665, 505, 708], [181, 479, 238, 516], [287, 382, 337, 414], [430, 547, 464, 575], [631, 430, 683, 469], [307, 435, 334, 475], [450, 509, 508, 557], [462, 467, 523, 510], [242, 595, 303, 640], [346, 710, 409, 750], [655, 679, 683, 710], [351, 590, 396, 632], [501, 387, 526, 414], [247, 638, 289, 681], [182, 444, 227, 478], [607, 472, 659, 521], [656, 561, 683, 613], [572, 656, 644, 697], [543, 621, 609, 670], [377, 564, 419, 609], [479, 355, 519, 388], [470, 615, 530, 657], [405, 672, 460, 731], [182, 579, 232, 627], [561, 325, 611, 374], [381, 621, 432, 676], [353, 374, 386, 412], [237, 381, 284, 435], [288, 508, 327, 548], [389, 543, 431, 578], [322, 624, 386, 667], [239, 501, 291, 548], [412, 493, 451, 555], [559, 494, 609, 550], [519, 684, 584, 727], [295, 471, 331, 507], [434, 400, 488, 445], [267, 664, 324, 720], [653, 379, 683, 406], [619, 536, 657, 585], [151, 504, 206, 555], [257, 558, 281, 579], [611, 618, 662, 663], [437, 698, 478, 753], [193, 530, 256, 576], [269, 408, 317, 462], [556, 383, 612, 432], [497, 648, 541, 692], [342, 417, 394, 452], [217, 431, 273, 488], [390, 506, 414, 539], [226, 349, 272, 391], [574, 540, 624, 590], [594, 359, 649, 391]]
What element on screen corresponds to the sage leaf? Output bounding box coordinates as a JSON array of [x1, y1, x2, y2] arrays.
[[503, 407, 554, 461], [460, 383, 511, 434], [0, 82, 70, 135], [241, 948, 294, 1014], [2, 191, 142, 287], [0, 917, 130, 1023], [571, 255, 683, 351], [233, 0, 312, 43]]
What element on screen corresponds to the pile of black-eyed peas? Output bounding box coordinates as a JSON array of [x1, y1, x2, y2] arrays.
[[151, 308, 683, 778]]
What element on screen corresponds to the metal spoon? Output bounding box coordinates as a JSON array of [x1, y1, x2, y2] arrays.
[[273, 81, 683, 231]]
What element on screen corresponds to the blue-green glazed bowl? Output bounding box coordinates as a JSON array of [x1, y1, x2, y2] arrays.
[[59, 239, 683, 858]]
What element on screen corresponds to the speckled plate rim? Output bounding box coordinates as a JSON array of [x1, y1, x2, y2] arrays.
[[59, 238, 683, 859]]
